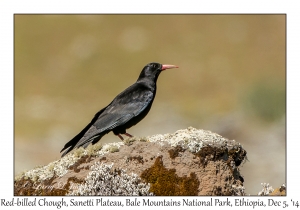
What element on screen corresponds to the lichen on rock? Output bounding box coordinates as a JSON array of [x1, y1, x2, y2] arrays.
[[14, 127, 248, 196], [68, 162, 152, 196]]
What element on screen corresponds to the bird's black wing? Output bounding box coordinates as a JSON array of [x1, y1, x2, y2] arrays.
[[61, 83, 154, 156], [73, 83, 154, 147]]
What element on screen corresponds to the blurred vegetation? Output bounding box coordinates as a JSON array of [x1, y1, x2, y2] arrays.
[[242, 82, 285, 122], [14, 15, 285, 194], [15, 14, 285, 135]]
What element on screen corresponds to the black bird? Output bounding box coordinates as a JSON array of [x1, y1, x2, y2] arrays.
[[60, 62, 178, 157]]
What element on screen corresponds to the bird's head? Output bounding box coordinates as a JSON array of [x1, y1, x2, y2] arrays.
[[137, 62, 178, 83]]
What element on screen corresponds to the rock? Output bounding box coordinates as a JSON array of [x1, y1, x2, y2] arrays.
[[258, 183, 286, 196], [14, 127, 247, 196], [269, 184, 286, 196]]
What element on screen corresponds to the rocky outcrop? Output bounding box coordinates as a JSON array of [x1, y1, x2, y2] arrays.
[[14, 127, 247, 196]]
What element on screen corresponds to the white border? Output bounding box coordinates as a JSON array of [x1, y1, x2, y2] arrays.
[[1, 0, 299, 209]]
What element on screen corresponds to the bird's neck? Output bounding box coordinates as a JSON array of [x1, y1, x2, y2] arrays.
[[136, 78, 157, 92]]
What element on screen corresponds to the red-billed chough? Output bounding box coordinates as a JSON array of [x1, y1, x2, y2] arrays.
[[60, 62, 178, 157]]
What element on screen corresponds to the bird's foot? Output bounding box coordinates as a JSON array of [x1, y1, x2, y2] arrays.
[[116, 133, 133, 141], [124, 133, 133, 137], [117, 134, 124, 141]]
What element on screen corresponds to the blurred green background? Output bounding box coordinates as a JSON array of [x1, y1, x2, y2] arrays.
[[14, 14, 285, 195]]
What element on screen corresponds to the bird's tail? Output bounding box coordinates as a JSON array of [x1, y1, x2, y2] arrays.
[[60, 108, 107, 157], [61, 132, 105, 157]]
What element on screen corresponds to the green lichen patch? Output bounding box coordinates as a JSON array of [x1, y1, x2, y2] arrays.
[[123, 137, 139, 145], [72, 147, 86, 158], [139, 136, 148, 142], [123, 136, 149, 145], [107, 145, 120, 153], [85, 143, 103, 156], [141, 156, 199, 196]]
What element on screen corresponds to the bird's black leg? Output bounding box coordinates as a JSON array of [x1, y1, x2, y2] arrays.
[[117, 134, 124, 141], [124, 133, 133, 137]]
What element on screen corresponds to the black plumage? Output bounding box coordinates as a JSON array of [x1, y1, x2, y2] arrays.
[[60, 62, 178, 157]]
